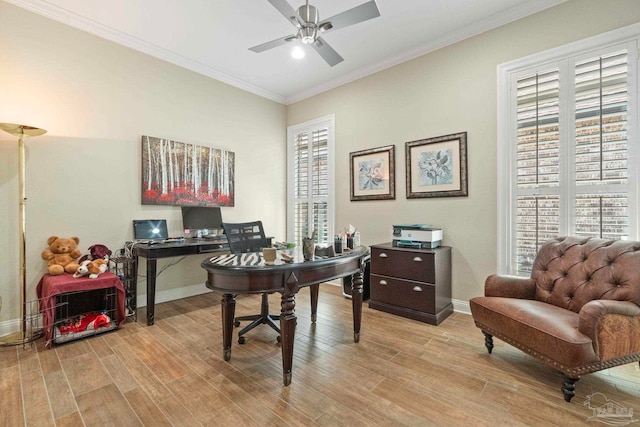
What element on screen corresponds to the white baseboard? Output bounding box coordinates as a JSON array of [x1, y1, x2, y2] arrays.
[[317, 281, 474, 315], [452, 298, 471, 315], [0, 285, 473, 335], [0, 319, 21, 338], [140, 280, 343, 308], [137, 282, 212, 308], [0, 283, 213, 336], [318, 282, 474, 316]]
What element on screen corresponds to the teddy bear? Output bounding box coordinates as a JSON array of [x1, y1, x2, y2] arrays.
[[41, 236, 82, 275], [73, 259, 108, 279]]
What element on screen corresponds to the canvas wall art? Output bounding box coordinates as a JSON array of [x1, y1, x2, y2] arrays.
[[141, 135, 235, 206]]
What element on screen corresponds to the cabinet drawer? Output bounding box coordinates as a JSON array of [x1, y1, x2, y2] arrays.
[[370, 246, 435, 283], [370, 274, 435, 313]]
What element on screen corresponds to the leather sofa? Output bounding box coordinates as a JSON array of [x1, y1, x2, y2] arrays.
[[470, 236, 640, 402]]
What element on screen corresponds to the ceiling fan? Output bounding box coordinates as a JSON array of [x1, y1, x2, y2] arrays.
[[249, 0, 381, 67]]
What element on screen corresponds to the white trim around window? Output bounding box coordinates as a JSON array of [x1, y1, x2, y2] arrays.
[[497, 23, 640, 275], [286, 114, 336, 245]]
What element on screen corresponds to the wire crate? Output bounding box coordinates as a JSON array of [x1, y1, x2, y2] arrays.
[[52, 287, 118, 345]]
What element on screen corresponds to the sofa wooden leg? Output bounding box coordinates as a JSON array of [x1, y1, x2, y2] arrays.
[[561, 375, 579, 402], [482, 332, 494, 354]]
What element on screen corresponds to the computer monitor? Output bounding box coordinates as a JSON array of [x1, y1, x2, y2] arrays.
[[133, 219, 169, 240], [181, 206, 223, 231]]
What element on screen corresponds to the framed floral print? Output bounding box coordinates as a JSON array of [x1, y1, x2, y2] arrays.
[[350, 145, 395, 201], [405, 132, 468, 198]]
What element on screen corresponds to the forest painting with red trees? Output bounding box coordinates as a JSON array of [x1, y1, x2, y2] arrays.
[[141, 135, 235, 206]]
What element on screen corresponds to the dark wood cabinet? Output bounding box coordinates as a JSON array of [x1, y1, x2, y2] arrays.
[[369, 242, 452, 325]]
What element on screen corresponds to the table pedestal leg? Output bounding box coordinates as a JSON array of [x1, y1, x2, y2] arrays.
[[221, 293, 236, 361], [280, 293, 296, 386], [309, 283, 319, 323], [281, 272, 298, 386], [351, 270, 364, 343]]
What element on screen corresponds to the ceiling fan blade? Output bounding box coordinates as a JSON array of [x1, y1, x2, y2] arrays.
[[318, 0, 380, 33], [249, 35, 296, 53], [266, 0, 299, 26], [312, 37, 343, 67]]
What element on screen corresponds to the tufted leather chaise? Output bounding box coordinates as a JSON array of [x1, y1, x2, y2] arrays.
[[470, 236, 640, 402]]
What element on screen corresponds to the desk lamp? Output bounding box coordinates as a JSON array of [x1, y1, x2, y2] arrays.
[[0, 123, 47, 346]]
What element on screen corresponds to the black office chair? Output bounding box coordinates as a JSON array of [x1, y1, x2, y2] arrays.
[[222, 221, 281, 344]]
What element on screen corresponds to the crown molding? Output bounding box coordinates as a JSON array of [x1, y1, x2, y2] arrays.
[[6, 0, 567, 106], [4, 0, 286, 104], [284, 0, 568, 104]]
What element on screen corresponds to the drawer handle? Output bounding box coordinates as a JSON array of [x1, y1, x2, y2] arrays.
[[413, 257, 422, 262], [379, 280, 388, 285], [379, 253, 388, 258], [413, 286, 423, 292]]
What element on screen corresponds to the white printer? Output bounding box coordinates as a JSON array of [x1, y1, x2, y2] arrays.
[[392, 224, 443, 249]]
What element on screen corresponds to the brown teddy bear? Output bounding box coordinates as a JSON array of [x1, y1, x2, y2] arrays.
[[41, 236, 82, 275]]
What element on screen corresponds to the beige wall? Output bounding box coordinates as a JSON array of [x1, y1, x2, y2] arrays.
[[0, 3, 287, 329], [286, 0, 640, 304], [1, 1, 639, 332]]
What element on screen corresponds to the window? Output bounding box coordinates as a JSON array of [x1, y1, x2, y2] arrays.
[[498, 25, 639, 276], [287, 115, 335, 245]]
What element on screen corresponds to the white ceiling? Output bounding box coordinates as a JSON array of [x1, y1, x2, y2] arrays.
[[8, 0, 567, 104]]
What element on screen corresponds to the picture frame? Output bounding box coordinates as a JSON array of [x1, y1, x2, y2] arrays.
[[405, 132, 468, 198], [350, 145, 395, 201], [141, 135, 235, 206]]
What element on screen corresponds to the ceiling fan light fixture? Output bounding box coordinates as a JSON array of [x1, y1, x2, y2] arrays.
[[251, 0, 382, 67], [298, 26, 317, 44], [291, 46, 305, 59]]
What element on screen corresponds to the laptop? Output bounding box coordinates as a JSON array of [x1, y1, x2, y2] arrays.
[[133, 219, 169, 241]]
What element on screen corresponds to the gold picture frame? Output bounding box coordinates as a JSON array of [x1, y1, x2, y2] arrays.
[[350, 145, 395, 201], [405, 132, 468, 198]]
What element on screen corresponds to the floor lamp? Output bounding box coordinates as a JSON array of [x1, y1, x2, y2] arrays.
[[0, 123, 47, 346]]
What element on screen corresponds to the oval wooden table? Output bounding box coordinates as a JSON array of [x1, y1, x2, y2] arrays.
[[201, 246, 369, 386]]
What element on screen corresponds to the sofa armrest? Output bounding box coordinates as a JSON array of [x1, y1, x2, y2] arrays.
[[484, 274, 536, 299], [578, 300, 640, 360]]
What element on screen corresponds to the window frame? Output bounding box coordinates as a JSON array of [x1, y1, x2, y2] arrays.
[[497, 23, 640, 275], [286, 114, 336, 244]]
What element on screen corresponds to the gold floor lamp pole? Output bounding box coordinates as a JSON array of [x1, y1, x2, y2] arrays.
[[0, 123, 47, 346]]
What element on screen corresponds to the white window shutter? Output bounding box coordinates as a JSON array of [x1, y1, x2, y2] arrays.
[[499, 26, 639, 276], [287, 115, 335, 245]]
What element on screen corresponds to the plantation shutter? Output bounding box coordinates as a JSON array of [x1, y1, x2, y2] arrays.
[[511, 47, 632, 275], [289, 116, 334, 245], [573, 50, 629, 239], [294, 132, 310, 245], [514, 69, 561, 274]]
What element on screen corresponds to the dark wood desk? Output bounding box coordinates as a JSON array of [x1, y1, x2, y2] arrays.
[[201, 246, 369, 386], [132, 238, 229, 325]]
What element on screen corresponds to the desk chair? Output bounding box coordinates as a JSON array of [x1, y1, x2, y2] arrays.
[[222, 221, 281, 344]]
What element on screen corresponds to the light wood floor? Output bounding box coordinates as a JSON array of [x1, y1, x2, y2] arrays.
[[1, 284, 639, 426]]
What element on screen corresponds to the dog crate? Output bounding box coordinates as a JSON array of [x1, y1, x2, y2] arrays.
[[52, 287, 118, 345]]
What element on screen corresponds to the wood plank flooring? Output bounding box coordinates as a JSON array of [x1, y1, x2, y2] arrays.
[[1, 284, 639, 426]]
